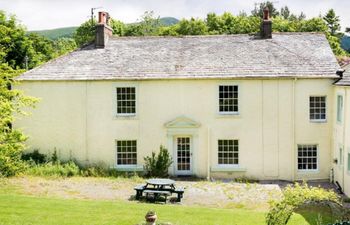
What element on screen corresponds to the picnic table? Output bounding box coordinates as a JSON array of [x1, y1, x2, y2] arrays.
[[134, 178, 184, 203]]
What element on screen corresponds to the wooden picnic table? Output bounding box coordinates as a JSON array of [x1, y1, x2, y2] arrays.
[[134, 178, 184, 203]]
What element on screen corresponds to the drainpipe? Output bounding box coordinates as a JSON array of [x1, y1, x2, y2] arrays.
[[207, 126, 211, 180], [342, 88, 346, 190], [292, 78, 297, 181]]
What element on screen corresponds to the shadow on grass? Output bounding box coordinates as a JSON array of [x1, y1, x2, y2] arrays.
[[293, 205, 336, 225]]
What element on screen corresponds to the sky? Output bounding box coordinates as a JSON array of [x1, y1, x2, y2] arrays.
[[1, 0, 349, 31]]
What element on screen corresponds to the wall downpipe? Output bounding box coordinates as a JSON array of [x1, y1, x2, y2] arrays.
[[207, 126, 211, 180], [292, 78, 297, 181]]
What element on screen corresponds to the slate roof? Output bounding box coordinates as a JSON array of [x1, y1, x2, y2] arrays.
[[335, 63, 350, 86], [18, 33, 340, 81]]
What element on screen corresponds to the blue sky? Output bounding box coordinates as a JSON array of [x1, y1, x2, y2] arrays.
[[1, 0, 349, 31]]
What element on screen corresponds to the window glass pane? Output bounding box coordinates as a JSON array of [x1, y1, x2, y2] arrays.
[[116, 140, 137, 165], [309, 96, 326, 121], [116, 87, 136, 115], [219, 85, 238, 113], [337, 95, 343, 122], [218, 139, 239, 165], [297, 145, 317, 171]]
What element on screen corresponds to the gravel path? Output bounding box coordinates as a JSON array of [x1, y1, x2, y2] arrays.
[[3, 176, 286, 210]]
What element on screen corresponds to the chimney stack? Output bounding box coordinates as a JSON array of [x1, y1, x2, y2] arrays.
[[95, 11, 113, 48], [261, 7, 272, 39]]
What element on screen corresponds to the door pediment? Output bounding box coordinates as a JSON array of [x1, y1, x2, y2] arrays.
[[164, 116, 200, 129]]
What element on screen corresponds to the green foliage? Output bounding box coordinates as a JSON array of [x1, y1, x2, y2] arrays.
[[327, 33, 348, 56], [0, 63, 37, 177], [175, 18, 208, 35], [21, 149, 46, 164], [266, 182, 340, 225], [323, 9, 341, 36], [124, 11, 161, 36], [74, 19, 96, 46], [144, 146, 172, 178], [110, 19, 125, 36], [26, 161, 80, 177], [53, 37, 76, 56]]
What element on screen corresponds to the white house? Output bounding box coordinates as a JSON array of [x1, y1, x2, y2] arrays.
[[15, 11, 350, 196]]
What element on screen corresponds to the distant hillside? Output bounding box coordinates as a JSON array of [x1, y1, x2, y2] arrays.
[[28, 26, 78, 40], [159, 17, 179, 26], [28, 17, 179, 40]]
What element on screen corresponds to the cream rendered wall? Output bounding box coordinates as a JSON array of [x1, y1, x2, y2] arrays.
[[333, 87, 350, 196], [15, 78, 334, 181]]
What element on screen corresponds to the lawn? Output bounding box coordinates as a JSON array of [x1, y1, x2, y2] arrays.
[[0, 191, 327, 225], [0, 177, 337, 225]]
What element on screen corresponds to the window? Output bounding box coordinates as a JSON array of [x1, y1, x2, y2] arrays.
[[219, 85, 238, 113], [339, 147, 343, 166], [218, 139, 239, 165], [116, 87, 136, 115], [337, 95, 343, 123], [309, 96, 326, 121], [116, 140, 137, 165], [297, 145, 318, 171]]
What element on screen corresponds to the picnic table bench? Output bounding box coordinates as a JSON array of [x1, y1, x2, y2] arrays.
[[134, 178, 184, 203]]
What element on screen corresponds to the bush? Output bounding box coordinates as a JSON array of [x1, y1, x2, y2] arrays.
[[266, 182, 341, 225], [144, 146, 172, 178], [21, 149, 46, 164], [25, 161, 80, 177]]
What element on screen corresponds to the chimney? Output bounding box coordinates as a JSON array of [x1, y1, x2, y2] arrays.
[[261, 7, 272, 39], [95, 11, 113, 48]]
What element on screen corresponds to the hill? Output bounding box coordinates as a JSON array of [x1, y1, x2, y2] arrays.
[[28, 26, 78, 40], [29, 17, 179, 40]]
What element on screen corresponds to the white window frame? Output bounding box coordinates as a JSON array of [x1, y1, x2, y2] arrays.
[[297, 144, 319, 172], [309, 96, 327, 123], [337, 95, 343, 123], [114, 83, 138, 118], [217, 139, 239, 167], [217, 84, 239, 115], [115, 140, 137, 167]]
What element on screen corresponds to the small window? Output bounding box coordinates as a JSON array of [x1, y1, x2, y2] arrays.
[[116, 87, 136, 115], [297, 145, 318, 171], [219, 85, 238, 113], [309, 96, 326, 121], [218, 139, 239, 165], [337, 95, 343, 123], [116, 140, 137, 165], [339, 147, 343, 166]]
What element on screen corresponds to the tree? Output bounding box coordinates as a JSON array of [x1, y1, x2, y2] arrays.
[[323, 9, 341, 36], [53, 38, 77, 56], [175, 18, 208, 35], [110, 19, 125, 36], [73, 19, 96, 46], [124, 11, 161, 36], [251, 1, 279, 18], [280, 6, 290, 20], [0, 63, 37, 176]]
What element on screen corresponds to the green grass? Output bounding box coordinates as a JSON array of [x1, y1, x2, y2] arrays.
[[0, 191, 322, 225]]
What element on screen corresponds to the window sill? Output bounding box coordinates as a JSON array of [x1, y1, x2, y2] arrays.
[[217, 112, 240, 118], [114, 165, 144, 172], [297, 169, 319, 174], [211, 166, 247, 172], [310, 119, 327, 123], [114, 114, 138, 120]]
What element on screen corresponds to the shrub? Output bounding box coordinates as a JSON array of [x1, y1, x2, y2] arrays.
[[26, 161, 80, 177], [21, 149, 46, 164], [144, 146, 172, 178], [266, 182, 341, 225]]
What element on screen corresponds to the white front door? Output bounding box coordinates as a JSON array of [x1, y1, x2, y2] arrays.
[[175, 136, 192, 175]]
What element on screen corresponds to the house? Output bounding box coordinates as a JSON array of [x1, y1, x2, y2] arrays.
[[333, 64, 350, 196], [15, 11, 349, 195]]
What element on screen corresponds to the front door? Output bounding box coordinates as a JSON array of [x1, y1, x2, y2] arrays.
[[175, 136, 192, 175]]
